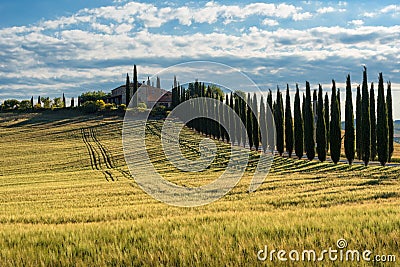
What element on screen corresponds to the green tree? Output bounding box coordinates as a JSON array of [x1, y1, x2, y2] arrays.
[[53, 97, 63, 108], [294, 85, 303, 159], [356, 85, 362, 160], [79, 91, 109, 104], [19, 100, 32, 110], [344, 74, 355, 165], [230, 92, 236, 144], [125, 73, 130, 106], [330, 80, 341, 164], [62, 93, 66, 108], [361, 66, 370, 165], [30, 96, 34, 110], [275, 88, 284, 156], [225, 94, 230, 142], [71, 97, 75, 108], [316, 84, 326, 162], [132, 65, 138, 107], [260, 96, 267, 152], [387, 81, 394, 162], [246, 93, 253, 149], [252, 93, 260, 151], [377, 73, 389, 166], [370, 82, 377, 161], [267, 89, 273, 110], [41, 97, 51, 109], [304, 82, 315, 160], [285, 85, 293, 158], [324, 92, 330, 152]]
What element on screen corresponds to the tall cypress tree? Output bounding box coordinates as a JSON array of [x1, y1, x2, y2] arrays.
[[294, 85, 303, 159], [330, 80, 341, 164], [316, 84, 326, 162], [62, 93, 66, 108], [377, 73, 389, 166], [234, 96, 241, 146], [370, 82, 377, 161], [260, 96, 267, 152], [71, 97, 75, 108], [324, 92, 330, 152], [125, 73, 130, 105], [285, 85, 293, 158], [240, 95, 247, 147], [344, 74, 355, 165], [304, 81, 315, 160], [275, 88, 284, 156], [267, 89, 273, 110], [230, 92, 236, 144], [30, 96, 34, 110], [252, 93, 259, 151], [387, 81, 394, 162], [302, 93, 306, 154], [225, 94, 230, 142], [246, 93, 253, 149], [219, 95, 225, 141], [38, 96, 41, 106], [356, 85, 362, 160], [133, 65, 138, 107], [361, 66, 370, 165]]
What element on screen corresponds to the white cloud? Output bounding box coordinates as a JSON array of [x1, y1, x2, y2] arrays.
[[293, 12, 313, 21], [262, 18, 279, 26], [317, 7, 336, 14], [349, 20, 364, 27]]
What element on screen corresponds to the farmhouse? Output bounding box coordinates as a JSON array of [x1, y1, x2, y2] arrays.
[[107, 79, 172, 108]]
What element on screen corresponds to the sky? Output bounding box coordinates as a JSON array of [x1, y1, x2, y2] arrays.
[[0, 1, 399, 117]]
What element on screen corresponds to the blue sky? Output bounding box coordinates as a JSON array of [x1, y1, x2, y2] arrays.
[[0, 1, 399, 116]]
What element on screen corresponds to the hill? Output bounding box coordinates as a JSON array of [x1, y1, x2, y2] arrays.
[[0, 111, 398, 266]]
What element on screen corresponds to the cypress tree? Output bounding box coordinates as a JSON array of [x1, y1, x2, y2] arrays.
[[125, 73, 130, 105], [377, 73, 389, 166], [133, 65, 138, 107], [344, 74, 355, 165], [370, 82, 377, 161], [324, 92, 330, 152], [304, 81, 315, 160], [38, 96, 41, 106], [267, 89, 273, 110], [230, 92, 236, 144], [62, 93, 66, 108], [316, 84, 326, 162], [294, 85, 303, 159], [275, 88, 284, 156], [246, 93, 253, 149], [285, 84, 293, 158], [356, 85, 362, 160], [252, 93, 259, 151], [71, 97, 75, 108], [302, 93, 306, 154], [260, 96, 267, 152], [225, 94, 230, 142], [330, 80, 341, 164], [240, 95, 247, 147], [31, 96, 34, 110], [234, 96, 241, 145], [387, 81, 394, 162], [361, 66, 370, 165], [219, 95, 225, 141]]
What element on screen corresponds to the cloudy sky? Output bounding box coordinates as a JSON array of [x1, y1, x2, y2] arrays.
[[0, 1, 399, 116]]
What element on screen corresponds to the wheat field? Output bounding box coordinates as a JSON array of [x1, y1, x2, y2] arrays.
[[0, 111, 399, 266]]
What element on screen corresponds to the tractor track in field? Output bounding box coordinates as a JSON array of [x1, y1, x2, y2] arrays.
[[81, 127, 131, 181]]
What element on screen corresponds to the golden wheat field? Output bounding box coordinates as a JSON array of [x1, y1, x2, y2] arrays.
[[0, 111, 399, 266]]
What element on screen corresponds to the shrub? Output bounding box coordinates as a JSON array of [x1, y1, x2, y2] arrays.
[[19, 100, 32, 111], [96, 100, 106, 110], [104, 103, 114, 110], [137, 102, 147, 109], [81, 101, 98, 113], [118, 104, 126, 111]]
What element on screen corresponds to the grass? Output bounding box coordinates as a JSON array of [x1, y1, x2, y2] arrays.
[[0, 111, 399, 266]]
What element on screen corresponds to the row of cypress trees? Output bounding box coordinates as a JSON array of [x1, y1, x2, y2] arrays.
[[171, 68, 394, 166]]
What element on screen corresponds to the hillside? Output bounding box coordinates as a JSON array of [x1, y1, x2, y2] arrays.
[[0, 111, 399, 266]]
